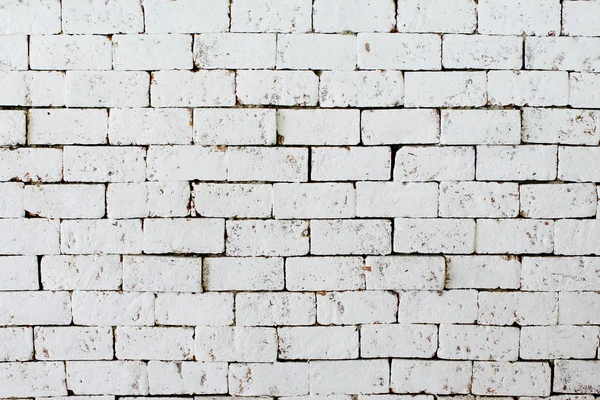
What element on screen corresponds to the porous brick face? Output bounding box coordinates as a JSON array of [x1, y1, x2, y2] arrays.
[[0, 0, 597, 397]]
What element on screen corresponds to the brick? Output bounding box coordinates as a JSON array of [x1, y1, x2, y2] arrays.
[[237, 292, 315, 326], [110, 108, 192, 145], [35, 326, 113, 360], [229, 147, 308, 182], [155, 293, 234, 326], [204, 257, 284, 291], [194, 108, 276, 145], [395, 218, 476, 254], [230, 362, 309, 396], [0, 110, 25, 145], [521, 183, 597, 218], [559, 292, 600, 325], [0, 256, 38, 290], [147, 146, 226, 181], [478, 0, 561, 35], [477, 145, 557, 181], [231, 0, 311, 33], [488, 70, 569, 106], [476, 219, 554, 254], [399, 290, 477, 324], [67, 361, 148, 395], [278, 109, 359, 146], [319, 71, 404, 107], [65, 71, 149, 107], [237, 70, 318, 106], [0, 182, 23, 218], [113, 34, 192, 70], [227, 220, 308, 256], [312, 147, 391, 181], [61, 219, 142, 255], [478, 291, 558, 325], [394, 146, 475, 181], [521, 326, 599, 360], [313, 0, 394, 33], [279, 326, 358, 360], [0, 219, 60, 255], [357, 182, 437, 218], [195, 33, 275, 69], [559, 147, 600, 182], [29, 108, 108, 145], [555, 220, 600, 255], [0, 362, 66, 397], [358, 33, 440, 70], [30, 35, 112, 70], [277, 34, 355, 70], [443, 34, 522, 69], [274, 183, 355, 219], [523, 108, 600, 145], [317, 291, 396, 325], [554, 361, 600, 394], [0, 327, 32, 361], [446, 256, 521, 289], [193, 183, 272, 218], [562, 1, 600, 37], [143, 218, 224, 254], [64, 146, 145, 183], [73, 291, 154, 326], [151, 70, 235, 107], [63, 0, 142, 34], [440, 182, 519, 218], [144, 0, 229, 33], [286, 257, 365, 291], [0, 148, 62, 182], [404, 71, 486, 107], [365, 256, 445, 290], [123, 256, 202, 292], [361, 324, 437, 358], [0, 71, 65, 106], [391, 360, 472, 394], [310, 360, 389, 395], [0, 0, 60, 34], [361, 109, 440, 145], [195, 326, 277, 362], [116, 327, 193, 360], [570, 73, 600, 108], [148, 361, 227, 395], [107, 182, 190, 218], [0, 291, 71, 325], [526, 37, 600, 72], [312, 219, 392, 256], [439, 325, 519, 361], [41, 255, 121, 291], [441, 110, 521, 145], [521, 256, 600, 291], [472, 362, 551, 396], [0, 35, 27, 70], [397, 0, 476, 33], [24, 184, 105, 219]]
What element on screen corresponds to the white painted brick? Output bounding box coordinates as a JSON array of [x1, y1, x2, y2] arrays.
[[0, 35, 27, 70], [24, 184, 105, 219], [0, 71, 65, 106], [439, 325, 519, 361], [397, 0, 476, 33], [282, 395, 354, 400], [523, 108, 600, 145], [230, 362, 309, 396], [277, 34, 355, 70], [441, 110, 521, 145], [391, 360, 472, 394], [109, 107, 192, 144], [0, 291, 71, 325], [41, 255, 121, 291], [358, 33, 440, 70], [237, 70, 318, 106], [443, 34, 522, 69], [227, 220, 309, 256], [440, 182, 519, 218], [143, 218, 224, 254], [365, 256, 445, 290], [148, 361, 227, 395], [30, 35, 111, 70], [274, 183, 355, 219], [559, 292, 600, 325], [357, 182, 438, 218], [143, 0, 229, 33], [29, 108, 107, 145], [395, 218, 476, 254], [559, 147, 600, 182], [319, 71, 404, 107], [194, 108, 276, 145], [0, 0, 61, 34], [313, 0, 395, 33], [151, 71, 235, 107], [478, 0, 561, 35], [0, 256, 37, 290], [521, 183, 597, 218], [311, 219, 392, 256], [67, 361, 148, 395], [311, 147, 391, 181], [73, 291, 154, 326], [35, 326, 113, 360], [286, 257, 365, 291], [237, 292, 315, 326], [361, 109, 440, 145], [555, 219, 600, 255], [194, 183, 272, 218], [473, 362, 551, 396], [63, 0, 142, 33], [0, 148, 62, 182], [116, 327, 193, 361], [0, 182, 24, 218], [398, 290, 477, 324], [147, 146, 226, 181], [405, 71, 486, 107], [521, 256, 600, 291], [446, 256, 521, 289], [107, 182, 190, 219], [0, 110, 25, 145], [278, 109, 360, 146], [195, 326, 277, 362], [0, 219, 60, 255], [526, 37, 600, 72], [279, 326, 358, 360], [0, 327, 32, 361], [204, 257, 283, 291], [155, 293, 234, 326], [477, 145, 557, 181], [521, 326, 599, 360], [562, 1, 600, 37], [64, 146, 145, 183], [231, 0, 311, 33], [123, 256, 202, 292], [570, 73, 600, 108], [395, 146, 475, 182], [554, 361, 600, 393], [476, 219, 554, 254], [113, 34, 192, 70], [310, 360, 389, 395], [361, 324, 437, 358], [65, 71, 148, 107], [0, 362, 66, 397], [195, 33, 275, 69], [317, 291, 396, 325], [229, 147, 308, 182], [488, 71, 569, 106], [61, 219, 142, 255], [478, 291, 558, 325]]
